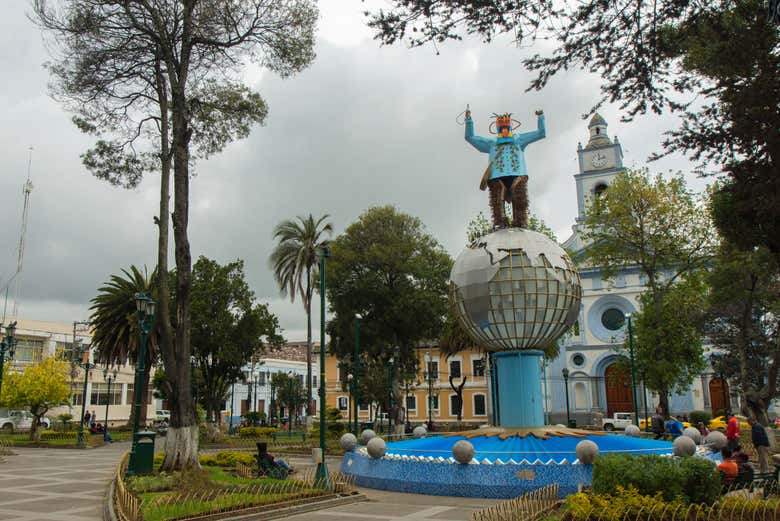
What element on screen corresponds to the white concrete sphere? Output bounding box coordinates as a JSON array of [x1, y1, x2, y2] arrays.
[[705, 430, 727, 451], [340, 433, 357, 452], [555, 424, 568, 429], [452, 440, 475, 464], [450, 229, 581, 352], [367, 437, 386, 459], [624, 425, 641, 437], [360, 429, 376, 446], [682, 427, 702, 445], [673, 435, 697, 457], [413, 426, 427, 439], [576, 440, 599, 465]]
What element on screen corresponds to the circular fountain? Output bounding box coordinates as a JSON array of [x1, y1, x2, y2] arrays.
[[341, 228, 677, 497]]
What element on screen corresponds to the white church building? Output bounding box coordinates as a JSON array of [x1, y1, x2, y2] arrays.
[[542, 114, 732, 426]]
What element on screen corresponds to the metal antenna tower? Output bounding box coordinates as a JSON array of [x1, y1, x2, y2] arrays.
[[11, 147, 34, 320]]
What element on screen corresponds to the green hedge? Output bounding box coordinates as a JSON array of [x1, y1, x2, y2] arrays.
[[688, 410, 712, 426], [592, 454, 720, 504], [152, 451, 255, 468], [237, 426, 277, 438]]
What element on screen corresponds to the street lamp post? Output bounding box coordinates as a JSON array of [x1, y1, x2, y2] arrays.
[[316, 246, 329, 482], [562, 368, 571, 427], [287, 371, 294, 434], [386, 356, 394, 435], [353, 314, 361, 436], [626, 313, 640, 427], [425, 353, 434, 429], [127, 292, 156, 476], [102, 367, 118, 442], [229, 381, 235, 434], [642, 372, 649, 432], [76, 341, 95, 449], [0, 322, 17, 396], [347, 373, 353, 434]]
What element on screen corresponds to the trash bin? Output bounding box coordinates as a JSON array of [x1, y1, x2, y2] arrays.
[[568, 419, 577, 428], [135, 430, 156, 475]]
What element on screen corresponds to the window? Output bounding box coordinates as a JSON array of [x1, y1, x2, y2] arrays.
[[125, 384, 134, 405], [406, 395, 416, 411], [90, 383, 122, 406], [15, 338, 44, 362], [313, 376, 318, 387], [257, 372, 266, 385], [449, 394, 462, 416], [449, 360, 461, 379], [594, 183, 608, 199], [358, 402, 368, 411], [56, 341, 78, 362], [430, 395, 439, 411], [601, 308, 625, 331], [426, 361, 439, 380], [71, 388, 84, 406], [472, 358, 486, 377], [473, 394, 487, 416], [572, 353, 585, 367], [337, 397, 348, 411]]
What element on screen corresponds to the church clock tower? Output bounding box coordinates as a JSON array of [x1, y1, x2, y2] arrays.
[[573, 114, 625, 224]]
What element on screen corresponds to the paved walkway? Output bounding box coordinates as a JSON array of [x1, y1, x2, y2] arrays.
[[284, 488, 500, 521], [0, 445, 499, 521], [0, 442, 126, 521]]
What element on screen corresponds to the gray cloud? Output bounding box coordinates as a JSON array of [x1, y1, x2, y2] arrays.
[[0, 1, 699, 341]]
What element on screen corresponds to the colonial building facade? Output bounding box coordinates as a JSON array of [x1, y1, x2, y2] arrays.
[[2, 319, 152, 426]]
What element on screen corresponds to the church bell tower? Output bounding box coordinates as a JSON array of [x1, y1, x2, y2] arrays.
[[574, 114, 625, 224]]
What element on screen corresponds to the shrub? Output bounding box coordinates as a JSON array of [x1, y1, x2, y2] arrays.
[[593, 454, 720, 504], [153, 452, 164, 466], [213, 451, 255, 467], [126, 472, 175, 494], [238, 426, 277, 438], [198, 454, 218, 466], [567, 486, 684, 521], [689, 410, 711, 426]]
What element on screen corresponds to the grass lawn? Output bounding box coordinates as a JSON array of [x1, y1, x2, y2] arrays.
[[127, 465, 327, 521]]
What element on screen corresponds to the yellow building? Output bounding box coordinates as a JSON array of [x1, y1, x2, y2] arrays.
[[322, 344, 491, 427]]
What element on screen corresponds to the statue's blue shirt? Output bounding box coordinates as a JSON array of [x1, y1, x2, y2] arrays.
[[465, 114, 546, 179]]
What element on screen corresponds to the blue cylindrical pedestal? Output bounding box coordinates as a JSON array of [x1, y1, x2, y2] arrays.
[[494, 350, 544, 427]]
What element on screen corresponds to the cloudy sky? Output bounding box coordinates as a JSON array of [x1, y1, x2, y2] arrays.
[[0, 1, 700, 341]]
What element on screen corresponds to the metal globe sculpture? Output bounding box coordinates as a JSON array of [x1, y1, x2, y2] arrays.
[[450, 228, 581, 351], [413, 426, 427, 439]]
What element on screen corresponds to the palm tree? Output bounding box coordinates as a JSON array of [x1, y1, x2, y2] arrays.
[[270, 214, 333, 416], [89, 266, 159, 427]]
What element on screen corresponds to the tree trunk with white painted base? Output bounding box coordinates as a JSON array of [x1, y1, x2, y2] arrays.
[[162, 425, 200, 471]]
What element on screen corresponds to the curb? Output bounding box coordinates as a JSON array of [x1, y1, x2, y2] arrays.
[[104, 475, 117, 521]]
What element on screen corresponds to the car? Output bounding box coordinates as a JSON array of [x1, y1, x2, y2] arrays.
[[639, 417, 692, 431], [602, 412, 635, 431], [709, 415, 750, 431], [0, 410, 51, 433], [155, 409, 171, 422]]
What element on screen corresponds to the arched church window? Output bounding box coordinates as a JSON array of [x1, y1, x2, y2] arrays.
[[594, 183, 608, 199]]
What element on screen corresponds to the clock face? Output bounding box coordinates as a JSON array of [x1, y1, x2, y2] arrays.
[[591, 152, 608, 168]]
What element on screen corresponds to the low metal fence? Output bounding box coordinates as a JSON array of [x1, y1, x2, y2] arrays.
[[471, 483, 560, 521], [115, 452, 141, 521]]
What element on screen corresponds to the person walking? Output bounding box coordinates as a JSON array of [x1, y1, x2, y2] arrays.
[[727, 413, 740, 451], [748, 417, 771, 474], [84, 410, 91, 425], [651, 407, 665, 440]]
